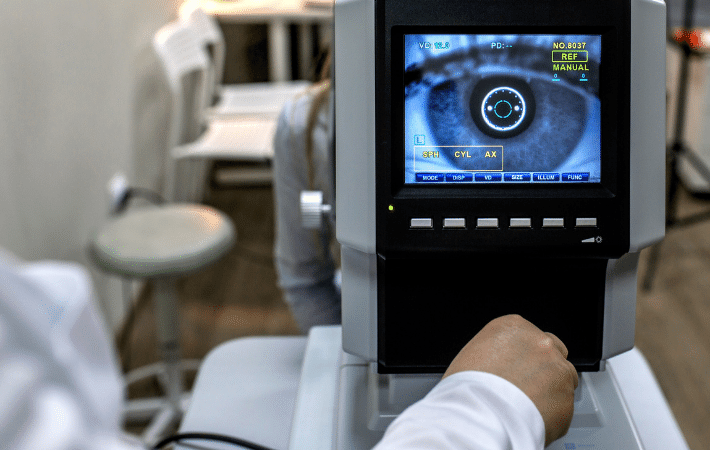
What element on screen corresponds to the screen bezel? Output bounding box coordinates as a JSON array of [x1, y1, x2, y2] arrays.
[[372, 0, 632, 376], [390, 26, 619, 200]]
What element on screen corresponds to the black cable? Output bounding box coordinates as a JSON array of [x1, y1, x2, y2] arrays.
[[152, 432, 277, 450]]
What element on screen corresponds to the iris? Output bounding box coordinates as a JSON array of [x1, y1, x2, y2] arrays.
[[404, 34, 601, 181]]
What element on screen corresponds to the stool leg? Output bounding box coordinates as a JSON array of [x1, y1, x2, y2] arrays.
[[153, 277, 183, 412]]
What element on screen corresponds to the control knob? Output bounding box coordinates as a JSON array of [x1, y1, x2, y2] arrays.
[[300, 190, 332, 229]]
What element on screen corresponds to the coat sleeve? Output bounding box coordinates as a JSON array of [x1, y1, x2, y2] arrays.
[[373, 371, 546, 450]]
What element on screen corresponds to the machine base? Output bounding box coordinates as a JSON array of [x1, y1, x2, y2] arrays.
[[289, 326, 688, 450], [333, 361, 641, 449]]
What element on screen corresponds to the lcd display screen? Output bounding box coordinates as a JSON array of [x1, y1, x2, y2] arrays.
[[404, 34, 602, 184]]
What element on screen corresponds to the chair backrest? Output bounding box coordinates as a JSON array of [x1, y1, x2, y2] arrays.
[[179, 3, 226, 107], [152, 20, 210, 198]]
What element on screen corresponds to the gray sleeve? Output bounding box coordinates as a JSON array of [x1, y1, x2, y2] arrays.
[[272, 93, 340, 332]]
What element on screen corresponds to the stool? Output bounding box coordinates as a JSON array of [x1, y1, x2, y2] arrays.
[[89, 203, 235, 445]]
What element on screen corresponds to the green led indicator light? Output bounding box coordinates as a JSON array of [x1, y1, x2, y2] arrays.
[[388, 205, 394, 212]]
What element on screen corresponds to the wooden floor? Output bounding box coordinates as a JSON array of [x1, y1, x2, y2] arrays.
[[120, 182, 710, 450], [635, 186, 710, 450]]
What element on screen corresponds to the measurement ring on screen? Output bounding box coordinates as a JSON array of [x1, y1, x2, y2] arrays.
[[470, 77, 535, 139], [481, 87, 526, 132]]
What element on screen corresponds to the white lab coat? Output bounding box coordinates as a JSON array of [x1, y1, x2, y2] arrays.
[[0, 249, 141, 450], [376, 371, 545, 450]]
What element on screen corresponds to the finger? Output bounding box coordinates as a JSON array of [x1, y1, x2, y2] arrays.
[[544, 332, 569, 359]]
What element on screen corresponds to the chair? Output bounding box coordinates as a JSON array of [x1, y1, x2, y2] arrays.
[[173, 4, 311, 196], [150, 19, 212, 202], [89, 20, 237, 446], [178, 2, 311, 122], [174, 118, 278, 193], [89, 204, 235, 446], [149, 17, 270, 202], [177, 0, 226, 113]]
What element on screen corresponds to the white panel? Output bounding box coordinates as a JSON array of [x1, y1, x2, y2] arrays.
[[334, 0, 376, 254], [607, 348, 690, 450], [629, 0, 666, 252], [289, 327, 341, 450], [602, 253, 640, 359], [340, 246, 378, 361]]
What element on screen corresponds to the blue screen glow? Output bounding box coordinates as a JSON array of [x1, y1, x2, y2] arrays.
[[404, 34, 602, 184]]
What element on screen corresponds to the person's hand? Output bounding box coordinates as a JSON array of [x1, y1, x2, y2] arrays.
[[443, 314, 579, 446]]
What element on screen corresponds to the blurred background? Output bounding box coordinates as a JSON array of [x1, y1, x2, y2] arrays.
[[0, 1, 708, 449]]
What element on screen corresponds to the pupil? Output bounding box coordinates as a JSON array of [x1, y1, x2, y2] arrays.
[[470, 78, 536, 138], [495, 100, 512, 118], [482, 87, 525, 131]]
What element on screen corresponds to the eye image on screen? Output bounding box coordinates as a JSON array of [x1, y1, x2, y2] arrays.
[[404, 34, 602, 184]]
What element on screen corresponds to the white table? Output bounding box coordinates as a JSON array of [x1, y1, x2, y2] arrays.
[[176, 335, 307, 450], [197, 0, 333, 82]]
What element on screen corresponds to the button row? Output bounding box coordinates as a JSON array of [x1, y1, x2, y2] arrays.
[[415, 172, 591, 183], [410, 217, 598, 229]]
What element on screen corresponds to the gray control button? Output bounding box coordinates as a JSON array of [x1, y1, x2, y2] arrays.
[[477, 218, 499, 229], [576, 218, 598, 228], [410, 218, 433, 229], [509, 218, 532, 228], [443, 218, 466, 229], [542, 218, 565, 228]]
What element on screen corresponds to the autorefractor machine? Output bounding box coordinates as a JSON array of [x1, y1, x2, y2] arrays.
[[291, 0, 673, 448]]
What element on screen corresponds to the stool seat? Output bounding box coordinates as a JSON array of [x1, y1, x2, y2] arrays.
[[90, 204, 235, 278], [89, 203, 236, 445]]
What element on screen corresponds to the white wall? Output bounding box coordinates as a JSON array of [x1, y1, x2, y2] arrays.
[[0, 0, 181, 330]]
